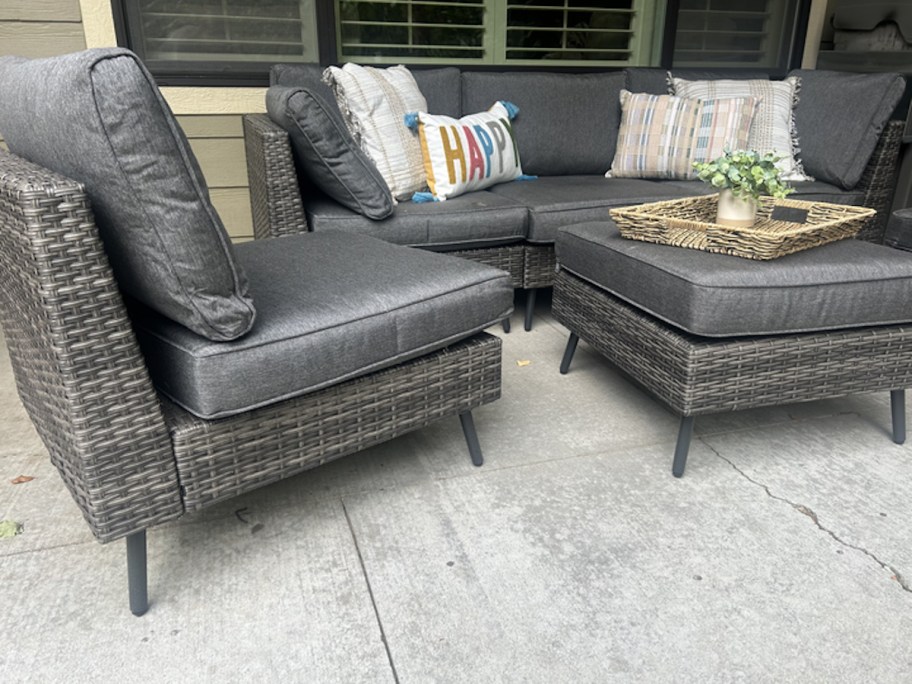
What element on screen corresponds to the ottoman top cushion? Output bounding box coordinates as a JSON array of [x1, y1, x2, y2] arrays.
[[557, 220, 912, 337]]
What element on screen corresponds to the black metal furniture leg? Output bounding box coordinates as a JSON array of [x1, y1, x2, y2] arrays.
[[672, 416, 695, 478], [459, 411, 484, 466], [127, 530, 148, 616], [502, 317, 511, 333], [891, 389, 906, 444], [560, 333, 580, 375], [524, 288, 537, 331]]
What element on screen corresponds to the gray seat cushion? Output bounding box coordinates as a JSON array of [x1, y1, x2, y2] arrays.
[[132, 231, 513, 419], [306, 190, 528, 249], [0, 48, 255, 341], [789, 69, 905, 190], [461, 71, 626, 176], [557, 220, 912, 338], [267, 86, 394, 220], [658, 179, 866, 206], [489, 176, 700, 243]]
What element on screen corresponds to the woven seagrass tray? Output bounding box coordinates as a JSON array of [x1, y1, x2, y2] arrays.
[[610, 195, 876, 260]]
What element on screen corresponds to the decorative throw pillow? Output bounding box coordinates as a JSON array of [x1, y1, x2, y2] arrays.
[[266, 86, 394, 220], [408, 102, 523, 201], [672, 77, 811, 181], [322, 63, 428, 200], [608, 90, 759, 180]]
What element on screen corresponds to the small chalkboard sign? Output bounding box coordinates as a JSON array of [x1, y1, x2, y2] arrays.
[[770, 206, 809, 224]]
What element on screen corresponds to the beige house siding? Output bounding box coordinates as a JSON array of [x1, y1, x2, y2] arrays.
[[0, 0, 257, 241]]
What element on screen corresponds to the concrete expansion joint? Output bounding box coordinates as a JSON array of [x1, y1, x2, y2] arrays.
[[701, 439, 912, 595]]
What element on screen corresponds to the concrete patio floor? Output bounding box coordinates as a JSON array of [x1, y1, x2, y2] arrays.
[[2, 293, 911, 682]]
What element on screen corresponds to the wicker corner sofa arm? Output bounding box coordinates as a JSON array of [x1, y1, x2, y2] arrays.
[[242, 113, 308, 240], [0, 150, 183, 544], [855, 119, 904, 243]]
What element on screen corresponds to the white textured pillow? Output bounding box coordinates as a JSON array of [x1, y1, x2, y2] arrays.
[[672, 76, 811, 181], [413, 102, 523, 201], [323, 64, 428, 199]]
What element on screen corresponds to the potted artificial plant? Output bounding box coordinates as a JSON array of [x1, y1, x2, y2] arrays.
[[693, 149, 794, 227]]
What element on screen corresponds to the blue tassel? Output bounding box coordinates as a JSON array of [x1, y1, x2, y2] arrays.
[[516, 174, 537, 181], [411, 191, 438, 203], [403, 112, 419, 130], [500, 101, 519, 120]]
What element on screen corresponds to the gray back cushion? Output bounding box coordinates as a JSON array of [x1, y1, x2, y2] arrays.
[[270, 63, 461, 117], [0, 49, 255, 341], [267, 86, 394, 220], [461, 71, 626, 176], [624, 68, 769, 95], [788, 69, 905, 189]]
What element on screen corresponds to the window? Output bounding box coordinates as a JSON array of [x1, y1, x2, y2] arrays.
[[117, 0, 320, 83], [113, 0, 809, 83], [667, 0, 802, 69], [336, 0, 658, 66]]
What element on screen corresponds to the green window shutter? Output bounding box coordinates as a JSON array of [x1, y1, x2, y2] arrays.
[[335, 0, 657, 66], [130, 0, 319, 63], [673, 0, 792, 68], [336, 0, 489, 64], [501, 0, 655, 66]]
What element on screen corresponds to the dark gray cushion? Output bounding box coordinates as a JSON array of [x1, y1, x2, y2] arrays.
[[624, 68, 769, 95], [557, 220, 912, 337], [270, 63, 461, 117], [132, 231, 513, 419], [267, 86, 393, 220], [0, 49, 254, 341], [461, 71, 626, 176], [306, 190, 528, 249], [656, 179, 866, 206], [789, 69, 905, 190], [488, 176, 699, 243]]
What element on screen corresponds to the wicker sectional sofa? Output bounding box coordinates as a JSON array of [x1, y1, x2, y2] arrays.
[[245, 65, 906, 331]]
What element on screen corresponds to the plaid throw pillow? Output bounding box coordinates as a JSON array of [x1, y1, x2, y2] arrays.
[[608, 90, 759, 179], [672, 77, 811, 181]]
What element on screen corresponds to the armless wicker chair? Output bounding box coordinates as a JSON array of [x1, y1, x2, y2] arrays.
[[0, 50, 511, 615]]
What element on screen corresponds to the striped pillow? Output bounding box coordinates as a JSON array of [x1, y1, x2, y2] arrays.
[[608, 90, 759, 179], [673, 77, 811, 181], [323, 64, 428, 200]]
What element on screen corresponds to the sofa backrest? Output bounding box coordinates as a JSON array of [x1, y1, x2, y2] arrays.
[[624, 67, 771, 94], [461, 71, 626, 177]]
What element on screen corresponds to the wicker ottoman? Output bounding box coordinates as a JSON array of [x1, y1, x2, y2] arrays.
[[553, 220, 912, 477]]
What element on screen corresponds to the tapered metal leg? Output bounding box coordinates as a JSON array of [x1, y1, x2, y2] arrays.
[[524, 289, 537, 331], [672, 416, 695, 478], [502, 317, 511, 334], [892, 389, 906, 445], [459, 411, 484, 466], [127, 530, 148, 616], [560, 333, 580, 375]]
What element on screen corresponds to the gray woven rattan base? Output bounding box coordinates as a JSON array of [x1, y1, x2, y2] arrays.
[[163, 333, 502, 511], [448, 244, 524, 288], [553, 268, 912, 417], [523, 244, 557, 289]]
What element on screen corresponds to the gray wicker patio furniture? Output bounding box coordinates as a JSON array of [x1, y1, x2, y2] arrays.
[[242, 60, 905, 335], [553, 220, 912, 477], [0, 49, 512, 615]]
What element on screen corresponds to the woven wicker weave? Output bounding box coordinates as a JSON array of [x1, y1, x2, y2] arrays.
[[0, 148, 504, 546], [553, 268, 912, 417], [611, 195, 876, 260]]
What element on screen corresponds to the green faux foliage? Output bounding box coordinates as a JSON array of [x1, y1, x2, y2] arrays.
[[693, 149, 794, 201]]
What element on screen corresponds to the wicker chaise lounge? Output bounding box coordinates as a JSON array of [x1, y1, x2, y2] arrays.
[[0, 49, 512, 615]]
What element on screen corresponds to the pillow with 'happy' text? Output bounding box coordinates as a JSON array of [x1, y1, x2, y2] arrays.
[[408, 101, 523, 201]]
